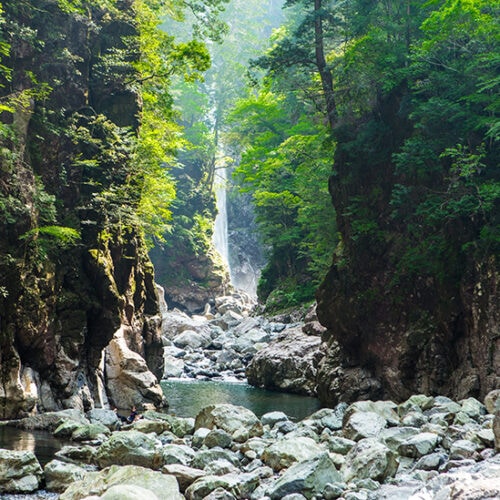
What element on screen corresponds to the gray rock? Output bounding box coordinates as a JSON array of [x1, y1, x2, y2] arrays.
[[204, 459, 239, 475], [87, 408, 120, 430], [261, 411, 289, 427], [460, 397, 486, 419], [0, 449, 43, 493], [398, 432, 440, 458], [413, 452, 448, 471], [59, 464, 182, 500], [494, 411, 500, 452], [95, 430, 163, 469], [202, 487, 237, 500], [163, 355, 185, 378], [99, 484, 160, 500], [323, 481, 347, 499], [261, 436, 324, 471], [324, 436, 356, 455], [192, 427, 211, 448], [267, 452, 342, 500], [55, 445, 96, 465], [43, 459, 87, 492], [379, 426, 420, 451], [71, 422, 110, 441], [162, 463, 206, 493], [343, 411, 387, 441], [53, 419, 83, 438], [341, 438, 398, 482], [204, 428, 233, 449], [246, 327, 323, 396], [194, 404, 263, 442], [449, 439, 481, 460], [303, 405, 346, 432], [185, 471, 260, 500], [484, 389, 500, 414], [162, 443, 196, 465], [191, 448, 240, 470], [173, 330, 211, 349]]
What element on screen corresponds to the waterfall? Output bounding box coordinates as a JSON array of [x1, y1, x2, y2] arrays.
[[213, 163, 229, 267]]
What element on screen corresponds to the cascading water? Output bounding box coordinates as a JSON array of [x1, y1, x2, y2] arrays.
[[213, 163, 229, 267], [212, 162, 262, 298]]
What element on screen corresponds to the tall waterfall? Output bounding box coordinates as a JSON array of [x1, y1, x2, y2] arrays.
[[213, 164, 229, 267]]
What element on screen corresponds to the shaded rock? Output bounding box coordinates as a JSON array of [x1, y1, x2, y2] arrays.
[[261, 436, 324, 471], [59, 464, 182, 500], [379, 426, 420, 451], [87, 409, 120, 430], [194, 404, 263, 441], [341, 438, 398, 482], [484, 389, 500, 414], [55, 445, 97, 465], [95, 430, 163, 469], [72, 422, 110, 441], [449, 439, 481, 460], [0, 449, 43, 493], [105, 327, 165, 409], [398, 432, 440, 458], [494, 412, 500, 452], [44, 459, 87, 492], [267, 452, 342, 500], [53, 420, 83, 438], [246, 327, 323, 396], [204, 429, 232, 449]]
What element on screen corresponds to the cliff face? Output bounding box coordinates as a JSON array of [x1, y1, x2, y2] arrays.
[[316, 90, 500, 407], [0, 0, 164, 419]]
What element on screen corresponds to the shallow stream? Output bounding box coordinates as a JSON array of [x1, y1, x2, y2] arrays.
[[0, 380, 321, 469]]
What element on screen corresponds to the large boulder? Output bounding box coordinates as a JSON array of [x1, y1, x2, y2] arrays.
[[341, 438, 398, 483], [105, 326, 165, 409], [185, 471, 260, 500], [261, 436, 324, 471], [95, 430, 163, 469], [0, 449, 43, 493], [246, 326, 324, 396], [194, 404, 263, 442], [59, 464, 182, 500], [267, 452, 342, 500], [44, 459, 87, 492]]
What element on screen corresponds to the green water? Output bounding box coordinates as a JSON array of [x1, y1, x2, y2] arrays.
[[161, 379, 322, 421]]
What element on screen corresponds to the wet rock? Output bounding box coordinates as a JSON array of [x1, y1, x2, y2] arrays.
[[0, 449, 43, 493], [59, 464, 182, 500]]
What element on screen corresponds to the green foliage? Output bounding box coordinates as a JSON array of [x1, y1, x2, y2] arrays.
[[228, 87, 337, 303]]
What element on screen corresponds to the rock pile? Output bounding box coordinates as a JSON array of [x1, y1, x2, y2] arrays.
[[162, 296, 324, 396], [1, 391, 499, 499]]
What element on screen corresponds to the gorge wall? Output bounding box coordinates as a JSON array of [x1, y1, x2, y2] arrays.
[[316, 89, 500, 407], [0, 0, 164, 419]]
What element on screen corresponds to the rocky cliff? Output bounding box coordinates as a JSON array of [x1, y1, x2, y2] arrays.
[[316, 90, 500, 407], [0, 0, 164, 419]]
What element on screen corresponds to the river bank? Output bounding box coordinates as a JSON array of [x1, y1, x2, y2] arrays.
[[1, 391, 499, 499]]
